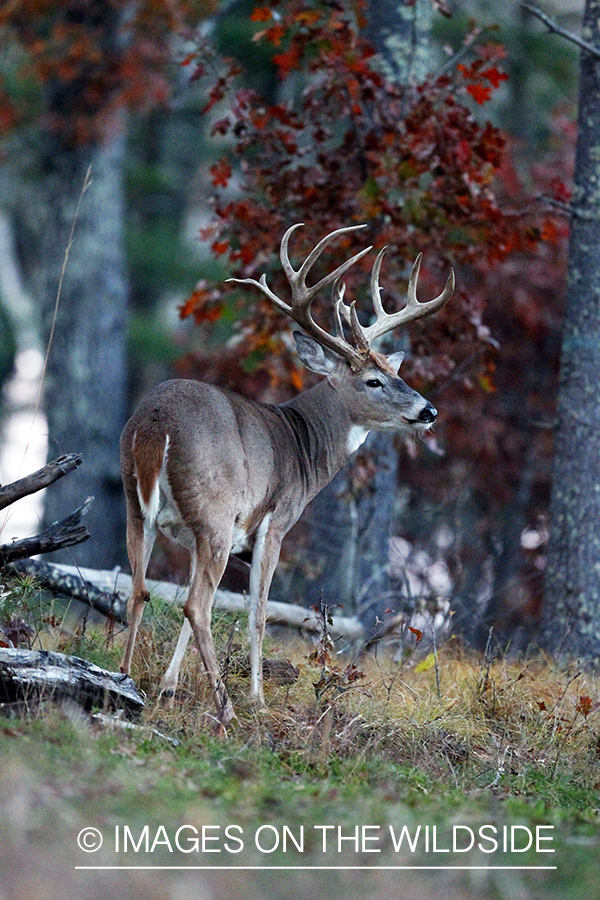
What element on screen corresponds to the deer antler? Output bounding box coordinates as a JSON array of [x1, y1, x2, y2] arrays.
[[337, 250, 455, 347], [228, 223, 373, 370], [228, 226, 454, 370]]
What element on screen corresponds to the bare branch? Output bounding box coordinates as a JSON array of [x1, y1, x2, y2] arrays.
[[0, 454, 83, 510], [0, 496, 93, 564], [521, 3, 600, 60]]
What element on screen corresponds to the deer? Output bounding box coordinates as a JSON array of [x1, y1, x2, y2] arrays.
[[119, 223, 454, 727]]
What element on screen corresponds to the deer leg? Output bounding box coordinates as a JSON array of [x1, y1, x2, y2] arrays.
[[120, 516, 156, 675], [159, 555, 196, 705], [248, 515, 282, 707], [158, 618, 192, 706], [184, 536, 235, 725]]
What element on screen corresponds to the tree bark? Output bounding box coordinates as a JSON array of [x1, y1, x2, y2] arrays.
[[25, 124, 128, 570], [0, 648, 144, 717], [364, 0, 432, 85], [542, 0, 600, 659]]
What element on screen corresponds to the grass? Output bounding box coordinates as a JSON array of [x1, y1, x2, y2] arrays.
[[0, 577, 599, 900]]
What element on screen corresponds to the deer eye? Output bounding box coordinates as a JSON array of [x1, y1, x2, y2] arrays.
[[365, 378, 383, 388]]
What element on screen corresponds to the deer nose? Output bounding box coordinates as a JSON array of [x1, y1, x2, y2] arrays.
[[418, 404, 437, 424]]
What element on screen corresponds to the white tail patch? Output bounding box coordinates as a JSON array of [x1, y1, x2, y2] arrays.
[[134, 432, 170, 526]]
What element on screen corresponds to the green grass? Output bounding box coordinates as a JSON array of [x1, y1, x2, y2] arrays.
[[1, 579, 599, 900]]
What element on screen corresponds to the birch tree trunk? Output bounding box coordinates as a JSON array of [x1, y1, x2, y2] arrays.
[[541, 0, 600, 659]]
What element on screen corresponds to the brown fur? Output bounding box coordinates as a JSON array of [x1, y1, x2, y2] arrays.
[[131, 421, 167, 511]]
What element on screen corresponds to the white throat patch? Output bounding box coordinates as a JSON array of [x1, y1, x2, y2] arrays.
[[347, 425, 370, 454]]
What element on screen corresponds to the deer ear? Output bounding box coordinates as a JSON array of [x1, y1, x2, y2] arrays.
[[293, 331, 338, 375], [386, 350, 405, 373]]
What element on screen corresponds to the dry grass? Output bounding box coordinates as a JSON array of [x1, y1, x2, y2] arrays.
[[2, 581, 600, 900], [104, 597, 600, 802]]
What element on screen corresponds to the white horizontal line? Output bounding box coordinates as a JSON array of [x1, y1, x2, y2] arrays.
[[75, 865, 557, 871]]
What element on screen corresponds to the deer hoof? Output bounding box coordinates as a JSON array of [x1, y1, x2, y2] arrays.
[[158, 688, 176, 710]]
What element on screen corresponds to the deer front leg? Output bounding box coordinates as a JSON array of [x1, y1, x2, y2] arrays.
[[158, 555, 196, 706], [159, 617, 192, 707], [248, 515, 282, 707]]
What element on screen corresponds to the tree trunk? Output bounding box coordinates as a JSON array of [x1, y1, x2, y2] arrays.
[[274, 1, 433, 633], [364, 0, 432, 85], [26, 124, 128, 569], [541, 0, 600, 659]]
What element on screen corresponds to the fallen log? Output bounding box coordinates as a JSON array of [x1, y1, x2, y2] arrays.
[[0, 647, 145, 717], [4, 557, 127, 621], [0, 496, 93, 565], [0, 454, 82, 510], [47, 562, 366, 641]]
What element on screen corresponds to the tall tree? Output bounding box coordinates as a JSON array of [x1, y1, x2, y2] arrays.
[[295, 0, 437, 629], [541, 0, 600, 658], [0, 0, 213, 567]]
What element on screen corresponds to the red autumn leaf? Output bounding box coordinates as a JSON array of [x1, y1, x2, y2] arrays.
[[265, 23, 286, 47], [467, 83, 492, 105], [210, 159, 232, 187], [408, 626, 423, 643], [576, 695, 593, 717], [541, 220, 559, 243], [289, 368, 304, 392], [251, 6, 273, 21], [295, 10, 320, 25], [481, 67, 508, 89], [551, 178, 571, 203], [273, 45, 302, 77]]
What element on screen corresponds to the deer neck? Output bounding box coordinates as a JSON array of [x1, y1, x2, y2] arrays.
[[279, 379, 367, 495]]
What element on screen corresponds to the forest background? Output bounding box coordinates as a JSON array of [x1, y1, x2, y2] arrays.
[[0, 0, 589, 661], [2, 4, 600, 900]]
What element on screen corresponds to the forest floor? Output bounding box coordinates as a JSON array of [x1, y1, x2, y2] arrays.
[[0, 577, 599, 900]]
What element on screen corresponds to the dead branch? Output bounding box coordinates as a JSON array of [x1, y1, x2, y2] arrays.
[[521, 3, 600, 59], [45, 562, 366, 640], [0, 454, 83, 510], [4, 557, 126, 622], [0, 496, 93, 565]]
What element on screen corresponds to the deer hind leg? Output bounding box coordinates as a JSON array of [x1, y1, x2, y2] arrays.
[[184, 533, 235, 726], [248, 514, 283, 708], [120, 513, 156, 675]]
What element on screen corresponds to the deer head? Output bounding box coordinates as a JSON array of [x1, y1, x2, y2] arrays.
[[229, 223, 454, 431]]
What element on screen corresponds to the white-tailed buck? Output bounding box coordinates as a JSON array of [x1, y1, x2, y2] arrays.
[[120, 224, 453, 726]]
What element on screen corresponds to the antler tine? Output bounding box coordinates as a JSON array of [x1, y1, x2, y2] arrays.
[[226, 272, 292, 314], [360, 252, 455, 344], [281, 223, 372, 303], [370, 246, 387, 318]]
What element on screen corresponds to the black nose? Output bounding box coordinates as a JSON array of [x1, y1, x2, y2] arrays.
[[418, 405, 437, 424]]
